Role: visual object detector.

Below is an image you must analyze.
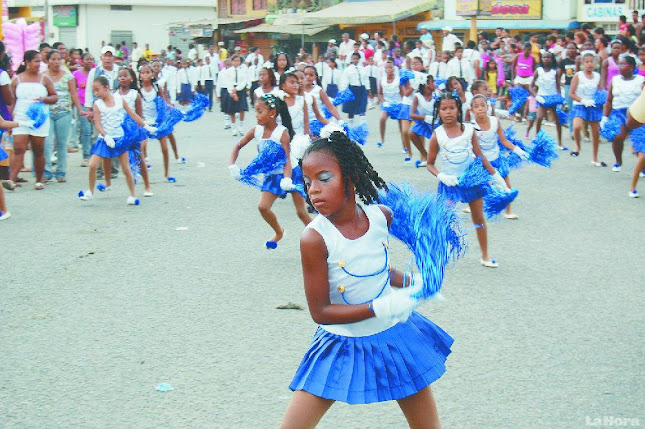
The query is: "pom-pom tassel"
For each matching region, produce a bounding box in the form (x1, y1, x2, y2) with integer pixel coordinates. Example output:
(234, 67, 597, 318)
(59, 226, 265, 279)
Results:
(343, 121, 369, 145)
(458, 157, 491, 188)
(331, 88, 355, 106)
(593, 89, 608, 106)
(154, 96, 169, 125)
(538, 94, 564, 108)
(378, 182, 467, 298)
(399, 70, 415, 85)
(151, 108, 184, 139)
(182, 93, 209, 122)
(600, 110, 626, 142)
(555, 107, 569, 125)
(501, 125, 529, 170)
(631, 125, 645, 153)
(483, 187, 519, 219)
(529, 130, 559, 167)
(239, 142, 287, 188)
(128, 148, 142, 183)
(508, 86, 529, 115)
(309, 119, 325, 137)
(25, 101, 50, 128)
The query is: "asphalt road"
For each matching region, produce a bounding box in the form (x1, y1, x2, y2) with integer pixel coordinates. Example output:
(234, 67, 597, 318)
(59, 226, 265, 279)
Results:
(1, 106, 643, 429)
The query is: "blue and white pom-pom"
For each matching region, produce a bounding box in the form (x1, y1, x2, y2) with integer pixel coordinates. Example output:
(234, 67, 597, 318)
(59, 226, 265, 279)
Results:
(600, 110, 626, 142)
(556, 107, 569, 125)
(593, 89, 608, 106)
(631, 125, 645, 153)
(483, 187, 519, 219)
(399, 70, 415, 85)
(182, 93, 209, 122)
(381, 102, 401, 119)
(290, 133, 312, 166)
(529, 130, 559, 167)
(458, 157, 491, 188)
(309, 119, 325, 137)
(343, 122, 369, 146)
(501, 126, 530, 170)
(332, 88, 355, 106)
(434, 78, 447, 88)
(378, 182, 466, 298)
(538, 94, 564, 108)
(150, 108, 184, 139)
(508, 86, 530, 115)
(238, 142, 287, 188)
(25, 102, 49, 128)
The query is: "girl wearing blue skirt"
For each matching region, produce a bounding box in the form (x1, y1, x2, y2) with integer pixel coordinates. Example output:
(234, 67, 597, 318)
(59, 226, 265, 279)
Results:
(282, 130, 452, 428)
(340, 53, 369, 123)
(377, 60, 403, 148)
(80, 76, 156, 205)
(569, 53, 603, 164)
(471, 94, 529, 220)
(409, 75, 438, 168)
(323, 58, 341, 98)
(427, 92, 509, 268)
(229, 93, 311, 248)
(399, 57, 427, 162)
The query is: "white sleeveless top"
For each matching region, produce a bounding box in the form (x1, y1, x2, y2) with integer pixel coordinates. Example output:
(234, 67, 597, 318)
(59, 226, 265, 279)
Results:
(288, 95, 306, 134)
(435, 123, 476, 176)
(14, 75, 49, 116)
(95, 94, 126, 138)
(140, 86, 158, 122)
(573, 71, 600, 105)
(611, 74, 644, 109)
(414, 93, 434, 115)
(307, 204, 397, 337)
(118, 88, 138, 111)
(381, 75, 401, 104)
(304, 91, 317, 123)
(306, 85, 323, 116)
(535, 67, 558, 96)
(254, 124, 287, 175)
(253, 85, 275, 100)
(474, 116, 500, 162)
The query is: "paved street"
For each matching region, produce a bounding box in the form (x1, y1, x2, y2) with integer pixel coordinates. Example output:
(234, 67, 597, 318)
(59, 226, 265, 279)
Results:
(1, 107, 643, 429)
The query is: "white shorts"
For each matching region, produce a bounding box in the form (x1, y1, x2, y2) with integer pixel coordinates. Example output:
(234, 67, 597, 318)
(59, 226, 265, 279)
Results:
(514, 76, 533, 86)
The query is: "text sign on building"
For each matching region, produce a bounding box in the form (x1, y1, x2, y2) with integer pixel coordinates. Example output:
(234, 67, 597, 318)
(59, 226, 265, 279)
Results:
(580, 4, 628, 22)
(456, 0, 479, 16)
(53, 5, 78, 27)
(480, 0, 542, 20)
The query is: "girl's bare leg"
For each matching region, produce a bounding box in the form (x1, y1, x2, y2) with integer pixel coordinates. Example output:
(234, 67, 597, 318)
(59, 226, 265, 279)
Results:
(159, 138, 170, 178)
(379, 111, 387, 143)
(240, 111, 245, 122)
(102, 158, 112, 187)
(142, 139, 148, 159)
(612, 127, 628, 166)
(535, 106, 545, 134)
(504, 176, 514, 215)
(229, 113, 236, 124)
(280, 391, 334, 429)
(397, 387, 442, 429)
(573, 117, 583, 153)
(10, 135, 28, 181)
(469, 197, 489, 261)
(258, 191, 284, 242)
(291, 193, 312, 226)
(410, 132, 428, 160)
(30, 137, 46, 182)
(630, 152, 645, 192)
(168, 132, 180, 159)
(88, 155, 102, 192)
(590, 122, 601, 162)
(118, 152, 136, 197)
(552, 108, 563, 147)
(401, 120, 411, 155)
(139, 153, 151, 192)
(0, 186, 6, 213)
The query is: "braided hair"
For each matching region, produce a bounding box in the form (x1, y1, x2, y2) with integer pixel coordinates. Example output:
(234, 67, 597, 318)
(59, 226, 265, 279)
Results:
(259, 94, 295, 139)
(300, 131, 388, 205)
(431, 91, 464, 131)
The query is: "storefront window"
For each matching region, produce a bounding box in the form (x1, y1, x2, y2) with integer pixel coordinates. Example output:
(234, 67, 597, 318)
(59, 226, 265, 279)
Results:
(231, 0, 247, 15)
(253, 0, 268, 10)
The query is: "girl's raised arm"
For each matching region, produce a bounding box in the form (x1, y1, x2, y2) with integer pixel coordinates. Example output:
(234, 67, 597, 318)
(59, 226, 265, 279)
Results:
(229, 128, 255, 165)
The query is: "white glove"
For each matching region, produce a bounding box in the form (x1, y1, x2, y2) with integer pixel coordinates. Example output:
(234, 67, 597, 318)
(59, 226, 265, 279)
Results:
(279, 177, 295, 191)
(371, 281, 423, 322)
(424, 115, 434, 124)
(104, 135, 116, 148)
(18, 120, 35, 128)
(600, 116, 608, 128)
(535, 95, 545, 105)
(512, 145, 529, 160)
(491, 171, 510, 192)
(582, 99, 596, 108)
(437, 172, 459, 187)
(228, 164, 241, 180)
(144, 124, 158, 134)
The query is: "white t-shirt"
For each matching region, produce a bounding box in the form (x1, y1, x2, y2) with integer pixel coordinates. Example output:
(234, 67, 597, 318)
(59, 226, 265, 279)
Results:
(0, 70, 10, 86)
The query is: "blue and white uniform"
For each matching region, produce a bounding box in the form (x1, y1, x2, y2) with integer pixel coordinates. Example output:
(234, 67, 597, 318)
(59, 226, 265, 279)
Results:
(572, 71, 602, 122)
(474, 116, 508, 178)
(289, 204, 453, 404)
(380, 75, 402, 120)
(398, 71, 427, 120)
(90, 94, 133, 158)
(252, 124, 291, 197)
(608, 74, 644, 138)
(410, 92, 435, 138)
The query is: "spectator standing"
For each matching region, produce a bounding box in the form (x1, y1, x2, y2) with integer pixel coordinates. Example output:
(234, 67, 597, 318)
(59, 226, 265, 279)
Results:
(338, 33, 356, 63)
(441, 26, 462, 53)
(73, 53, 94, 166)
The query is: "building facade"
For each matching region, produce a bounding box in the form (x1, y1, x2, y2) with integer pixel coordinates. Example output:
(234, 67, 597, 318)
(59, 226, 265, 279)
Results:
(576, 0, 645, 34)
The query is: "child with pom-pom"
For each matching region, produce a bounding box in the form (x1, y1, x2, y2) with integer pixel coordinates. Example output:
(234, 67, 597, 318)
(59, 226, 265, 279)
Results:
(530, 52, 565, 149)
(409, 75, 439, 168)
(377, 60, 403, 148)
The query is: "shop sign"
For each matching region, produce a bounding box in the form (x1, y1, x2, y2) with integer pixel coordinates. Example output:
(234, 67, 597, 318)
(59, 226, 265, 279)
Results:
(53, 5, 78, 27)
(580, 4, 628, 22)
(456, 0, 478, 16)
(479, 0, 542, 20)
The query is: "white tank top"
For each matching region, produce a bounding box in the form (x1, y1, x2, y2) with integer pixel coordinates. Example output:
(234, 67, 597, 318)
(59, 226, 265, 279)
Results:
(435, 123, 476, 176)
(95, 93, 126, 139)
(414, 93, 434, 115)
(306, 85, 323, 116)
(535, 67, 558, 96)
(573, 71, 600, 105)
(611, 74, 644, 109)
(253, 85, 275, 100)
(306, 204, 397, 337)
(118, 88, 138, 111)
(381, 75, 401, 104)
(140, 86, 158, 122)
(474, 116, 500, 162)
(304, 91, 317, 122)
(287, 95, 306, 134)
(254, 124, 288, 175)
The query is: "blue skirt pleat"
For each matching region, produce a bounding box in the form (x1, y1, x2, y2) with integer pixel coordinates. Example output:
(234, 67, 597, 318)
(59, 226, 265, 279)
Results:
(326, 84, 339, 98)
(381, 102, 401, 120)
(410, 121, 433, 138)
(291, 165, 307, 198)
(220, 88, 230, 113)
(397, 104, 412, 121)
(437, 182, 488, 203)
(224, 91, 249, 114)
(490, 156, 509, 179)
(342, 85, 368, 115)
(90, 137, 133, 158)
(572, 104, 602, 122)
(289, 312, 453, 404)
(261, 174, 287, 197)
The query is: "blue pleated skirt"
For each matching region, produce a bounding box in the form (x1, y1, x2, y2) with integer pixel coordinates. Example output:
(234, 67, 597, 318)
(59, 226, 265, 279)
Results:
(490, 156, 509, 179)
(572, 104, 602, 122)
(289, 312, 453, 404)
(291, 165, 306, 198)
(326, 83, 339, 98)
(342, 85, 368, 115)
(397, 104, 412, 121)
(631, 126, 645, 153)
(437, 182, 488, 203)
(90, 137, 132, 158)
(410, 121, 434, 138)
(260, 167, 306, 198)
(220, 88, 230, 113)
(178, 83, 192, 102)
(381, 102, 401, 120)
(224, 91, 249, 114)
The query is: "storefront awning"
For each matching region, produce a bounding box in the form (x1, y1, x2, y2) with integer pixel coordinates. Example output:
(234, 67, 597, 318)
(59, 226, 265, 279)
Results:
(236, 23, 331, 36)
(417, 20, 580, 31)
(218, 17, 263, 25)
(274, 0, 434, 26)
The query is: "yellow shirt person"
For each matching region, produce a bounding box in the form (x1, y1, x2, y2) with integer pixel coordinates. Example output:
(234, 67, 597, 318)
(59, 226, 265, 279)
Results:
(143, 44, 153, 61)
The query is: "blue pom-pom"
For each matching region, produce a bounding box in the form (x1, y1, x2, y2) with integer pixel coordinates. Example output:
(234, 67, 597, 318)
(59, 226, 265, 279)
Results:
(500, 125, 529, 170)
(529, 130, 559, 167)
(556, 107, 569, 125)
(631, 125, 645, 153)
(538, 94, 565, 108)
(151, 108, 183, 139)
(483, 187, 519, 219)
(320, 103, 333, 119)
(96, 183, 106, 192)
(128, 149, 142, 182)
(25, 102, 50, 128)
(309, 119, 325, 137)
(601, 110, 626, 141)
(378, 182, 466, 298)
(182, 93, 209, 122)
(593, 89, 608, 106)
(381, 102, 401, 119)
(458, 157, 491, 188)
(154, 96, 168, 124)
(238, 141, 287, 188)
(508, 86, 529, 115)
(134, 198, 140, 206)
(265, 241, 278, 249)
(342, 122, 369, 145)
(331, 88, 355, 106)
(399, 70, 415, 85)
(434, 78, 446, 88)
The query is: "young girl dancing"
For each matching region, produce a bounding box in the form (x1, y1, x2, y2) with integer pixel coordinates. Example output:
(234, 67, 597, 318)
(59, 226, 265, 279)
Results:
(228, 93, 311, 248)
(79, 76, 156, 204)
(377, 60, 403, 148)
(304, 66, 340, 121)
(530, 52, 564, 149)
(253, 67, 276, 106)
(282, 130, 452, 428)
(471, 94, 529, 219)
(570, 52, 604, 165)
(399, 56, 427, 162)
(427, 92, 508, 267)
(409, 75, 438, 168)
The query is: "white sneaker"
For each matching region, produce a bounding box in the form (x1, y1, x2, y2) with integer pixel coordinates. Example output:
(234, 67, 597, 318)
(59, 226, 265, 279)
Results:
(0, 211, 11, 221)
(144, 191, 154, 197)
(231, 129, 238, 137)
(590, 160, 607, 167)
(612, 163, 621, 172)
(79, 190, 93, 201)
(640, 172, 645, 178)
(629, 190, 639, 198)
(175, 157, 186, 164)
(126, 196, 140, 205)
(480, 259, 499, 268)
